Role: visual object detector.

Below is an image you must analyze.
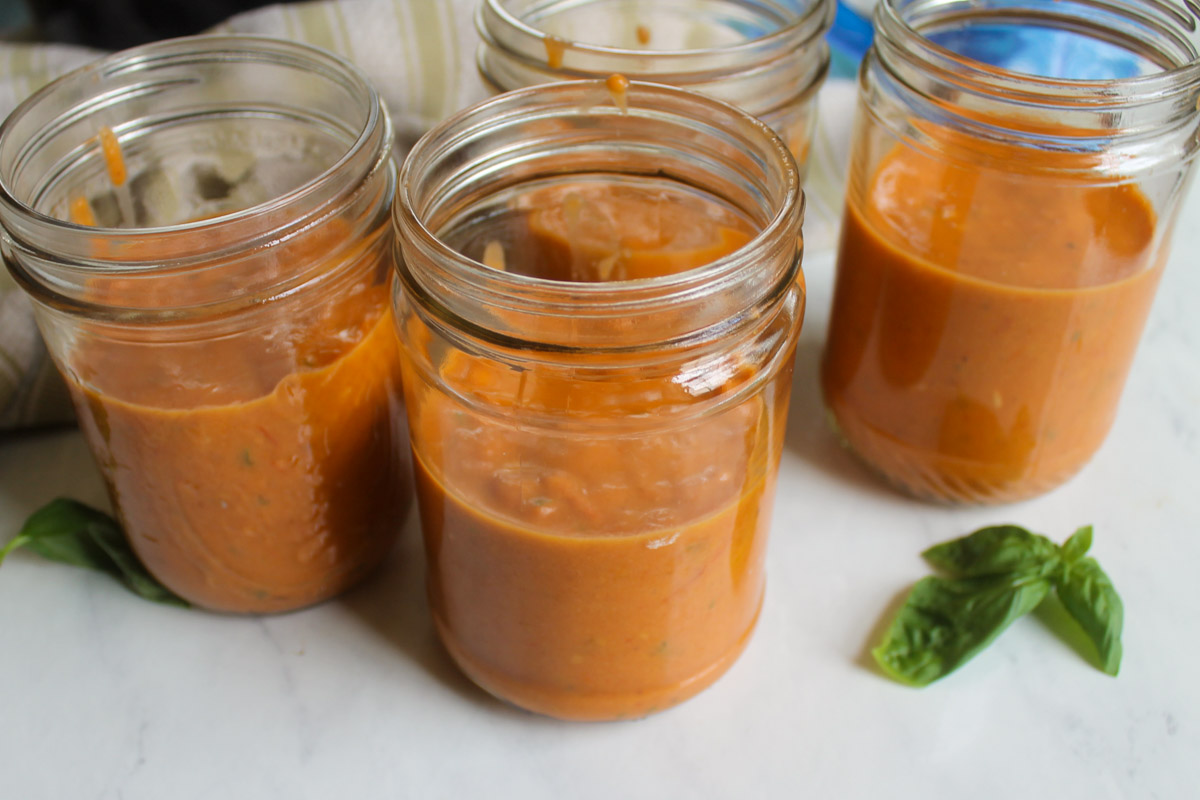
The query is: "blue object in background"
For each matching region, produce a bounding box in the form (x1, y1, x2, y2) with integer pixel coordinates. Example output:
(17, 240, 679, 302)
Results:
(927, 25, 1157, 80)
(827, 0, 875, 78)
(823, 1, 1157, 82)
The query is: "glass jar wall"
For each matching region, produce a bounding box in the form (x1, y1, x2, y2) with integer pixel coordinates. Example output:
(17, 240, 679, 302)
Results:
(476, 0, 833, 176)
(822, 0, 1200, 503)
(393, 80, 805, 720)
(0, 36, 412, 612)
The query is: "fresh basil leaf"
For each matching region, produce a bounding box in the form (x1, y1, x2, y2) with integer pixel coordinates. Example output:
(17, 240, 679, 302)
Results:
(2, 498, 113, 569)
(0, 533, 31, 566)
(1057, 556, 1122, 676)
(872, 571, 1053, 687)
(84, 520, 190, 608)
(878, 523, 1125, 687)
(922, 525, 1060, 578)
(1060, 525, 1094, 565)
(2, 498, 188, 608)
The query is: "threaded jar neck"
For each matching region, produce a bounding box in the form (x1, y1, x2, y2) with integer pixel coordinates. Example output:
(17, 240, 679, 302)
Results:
(394, 79, 803, 356)
(870, 0, 1200, 145)
(477, 0, 834, 116)
(0, 35, 393, 321)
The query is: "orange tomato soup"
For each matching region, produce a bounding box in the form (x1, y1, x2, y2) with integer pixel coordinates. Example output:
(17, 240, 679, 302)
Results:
(402, 183, 793, 719)
(67, 224, 410, 612)
(823, 139, 1160, 502)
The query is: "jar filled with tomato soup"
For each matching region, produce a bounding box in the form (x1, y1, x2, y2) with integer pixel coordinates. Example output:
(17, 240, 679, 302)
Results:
(393, 80, 804, 720)
(476, 0, 833, 176)
(0, 36, 411, 612)
(822, 0, 1200, 503)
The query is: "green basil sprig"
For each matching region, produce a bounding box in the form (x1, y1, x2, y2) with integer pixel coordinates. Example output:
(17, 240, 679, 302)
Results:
(0, 498, 188, 607)
(873, 524, 1122, 686)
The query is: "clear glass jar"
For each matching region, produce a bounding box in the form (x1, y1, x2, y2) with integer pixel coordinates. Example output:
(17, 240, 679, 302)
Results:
(393, 80, 804, 720)
(0, 36, 411, 612)
(476, 0, 833, 175)
(822, 0, 1200, 503)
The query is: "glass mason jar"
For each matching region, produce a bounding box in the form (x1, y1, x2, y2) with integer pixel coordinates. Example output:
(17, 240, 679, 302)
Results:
(476, 0, 833, 176)
(0, 36, 411, 612)
(822, 0, 1200, 504)
(393, 80, 804, 720)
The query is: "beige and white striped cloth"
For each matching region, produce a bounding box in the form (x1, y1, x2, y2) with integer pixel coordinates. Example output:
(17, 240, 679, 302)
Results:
(0, 0, 853, 430)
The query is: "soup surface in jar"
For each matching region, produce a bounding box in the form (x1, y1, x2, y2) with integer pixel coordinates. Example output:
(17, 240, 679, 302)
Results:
(822, 136, 1160, 502)
(404, 178, 795, 720)
(67, 221, 410, 613)
(453, 180, 754, 281)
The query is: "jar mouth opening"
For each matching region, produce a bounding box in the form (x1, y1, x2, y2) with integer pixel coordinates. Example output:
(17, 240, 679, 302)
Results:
(399, 188, 803, 303)
(394, 79, 803, 353)
(878, 0, 1200, 104)
(0, 34, 386, 269)
(396, 79, 800, 310)
(478, 0, 834, 77)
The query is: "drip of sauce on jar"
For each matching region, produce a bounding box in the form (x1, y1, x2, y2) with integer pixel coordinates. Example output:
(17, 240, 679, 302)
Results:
(69, 195, 97, 226)
(544, 35, 566, 69)
(606, 73, 630, 113)
(98, 126, 127, 187)
(481, 239, 507, 271)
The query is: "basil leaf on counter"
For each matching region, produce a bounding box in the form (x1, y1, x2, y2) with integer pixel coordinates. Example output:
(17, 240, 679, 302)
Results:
(874, 523, 1123, 686)
(873, 572, 1052, 687)
(1060, 525, 1094, 565)
(1057, 556, 1123, 676)
(0, 498, 188, 608)
(0, 498, 111, 568)
(922, 524, 1060, 578)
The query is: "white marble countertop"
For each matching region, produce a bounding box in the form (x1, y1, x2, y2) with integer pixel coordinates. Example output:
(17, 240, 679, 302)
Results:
(2, 178, 1199, 800)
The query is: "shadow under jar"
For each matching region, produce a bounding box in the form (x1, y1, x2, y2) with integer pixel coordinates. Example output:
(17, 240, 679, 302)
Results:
(822, 0, 1200, 504)
(476, 0, 833, 177)
(0, 36, 412, 613)
(393, 80, 804, 720)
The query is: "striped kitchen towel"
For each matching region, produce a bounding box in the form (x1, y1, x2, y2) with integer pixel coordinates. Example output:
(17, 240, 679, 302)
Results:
(0, 0, 854, 430)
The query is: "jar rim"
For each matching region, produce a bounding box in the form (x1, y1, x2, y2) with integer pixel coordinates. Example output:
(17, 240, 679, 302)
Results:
(394, 79, 803, 353)
(0, 34, 388, 267)
(396, 79, 799, 293)
(477, 0, 834, 79)
(875, 0, 1200, 108)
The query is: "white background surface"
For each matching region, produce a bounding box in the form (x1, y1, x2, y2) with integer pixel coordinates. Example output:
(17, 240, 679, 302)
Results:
(2, 157, 1198, 800)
